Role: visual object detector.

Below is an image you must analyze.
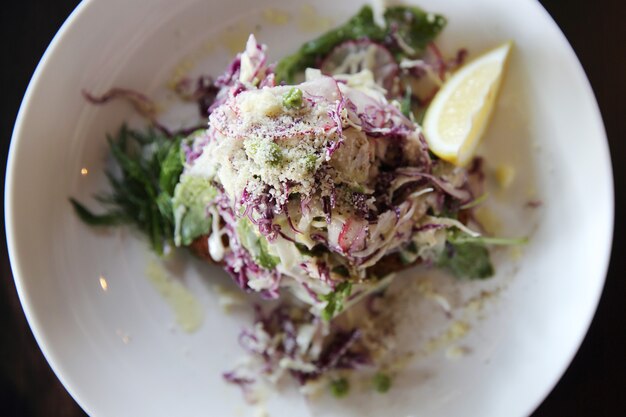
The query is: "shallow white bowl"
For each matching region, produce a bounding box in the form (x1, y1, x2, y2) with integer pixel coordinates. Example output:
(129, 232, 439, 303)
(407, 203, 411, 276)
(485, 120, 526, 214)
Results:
(6, 0, 613, 416)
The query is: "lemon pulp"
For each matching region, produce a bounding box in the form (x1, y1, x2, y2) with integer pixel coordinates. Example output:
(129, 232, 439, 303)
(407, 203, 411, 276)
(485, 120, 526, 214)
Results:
(423, 42, 512, 166)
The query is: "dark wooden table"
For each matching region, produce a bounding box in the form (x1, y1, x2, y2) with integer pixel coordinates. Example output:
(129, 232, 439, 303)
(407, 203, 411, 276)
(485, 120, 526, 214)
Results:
(1, 1, 623, 415)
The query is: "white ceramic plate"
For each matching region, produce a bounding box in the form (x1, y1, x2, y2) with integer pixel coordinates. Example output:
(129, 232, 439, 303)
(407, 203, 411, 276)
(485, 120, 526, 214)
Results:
(6, 0, 613, 416)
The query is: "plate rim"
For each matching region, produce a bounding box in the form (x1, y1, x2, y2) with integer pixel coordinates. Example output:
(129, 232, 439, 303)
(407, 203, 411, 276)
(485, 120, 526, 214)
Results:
(4, 0, 614, 416)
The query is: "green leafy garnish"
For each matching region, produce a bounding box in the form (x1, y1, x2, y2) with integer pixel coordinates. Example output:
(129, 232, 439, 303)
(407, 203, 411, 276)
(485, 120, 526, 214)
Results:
(172, 176, 217, 246)
(70, 126, 184, 255)
(437, 228, 527, 279)
(274, 5, 446, 83)
(437, 240, 494, 279)
(275, 6, 386, 83)
(283, 87, 303, 108)
(320, 281, 353, 321)
(383, 6, 447, 58)
(236, 217, 280, 269)
(372, 372, 392, 393)
(329, 377, 350, 398)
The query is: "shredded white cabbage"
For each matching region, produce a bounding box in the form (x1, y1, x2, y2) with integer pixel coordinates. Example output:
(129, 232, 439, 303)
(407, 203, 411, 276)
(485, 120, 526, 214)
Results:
(422, 215, 481, 237)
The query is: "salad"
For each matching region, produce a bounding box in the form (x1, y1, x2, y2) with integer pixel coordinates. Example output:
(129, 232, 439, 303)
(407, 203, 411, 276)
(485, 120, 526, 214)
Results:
(72, 4, 522, 399)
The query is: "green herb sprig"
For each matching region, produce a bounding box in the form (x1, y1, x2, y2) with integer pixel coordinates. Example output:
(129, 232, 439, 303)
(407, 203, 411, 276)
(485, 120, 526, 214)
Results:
(320, 281, 353, 321)
(70, 125, 184, 255)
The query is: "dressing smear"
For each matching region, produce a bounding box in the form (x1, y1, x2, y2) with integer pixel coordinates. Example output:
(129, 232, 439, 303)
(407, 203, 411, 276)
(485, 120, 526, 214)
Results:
(262, 8, 290, 25)
(298, 5, 334, 32)
(146, 260, 204, 332)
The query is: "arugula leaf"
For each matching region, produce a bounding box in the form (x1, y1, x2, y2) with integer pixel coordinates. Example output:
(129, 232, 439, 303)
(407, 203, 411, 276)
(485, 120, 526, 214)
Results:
(320, 281, 353, 321)
(257, 244, 280, 270)
(274, 6, 386, 83)
(274, 5, 447, 83)
(70, 125, 184, 255)
(436, 227, 527, 279)
(383, 6, 446, 58)
(437, 240, 494, 279)
(236, 217, 280, 269)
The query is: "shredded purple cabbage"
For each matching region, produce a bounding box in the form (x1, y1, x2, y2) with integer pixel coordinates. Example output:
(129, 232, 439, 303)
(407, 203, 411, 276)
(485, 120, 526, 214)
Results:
(224, 304, 370, 390)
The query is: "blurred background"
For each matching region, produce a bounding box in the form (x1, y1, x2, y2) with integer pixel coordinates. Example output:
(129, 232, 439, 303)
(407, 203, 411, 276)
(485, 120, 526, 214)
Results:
(1, 0, 623, 415)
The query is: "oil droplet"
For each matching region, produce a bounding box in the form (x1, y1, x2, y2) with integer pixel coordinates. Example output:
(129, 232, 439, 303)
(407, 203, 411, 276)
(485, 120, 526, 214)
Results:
(494, 164, 516, 189)
(146, 260, 204, 333)
(423, 320, 470, 353)
(214, 284, 244, 312)
(446, 345, 469, 359)
(167, 57, 197, 90)
(80, 167, 89, 176)
(219, 24, 250, 55)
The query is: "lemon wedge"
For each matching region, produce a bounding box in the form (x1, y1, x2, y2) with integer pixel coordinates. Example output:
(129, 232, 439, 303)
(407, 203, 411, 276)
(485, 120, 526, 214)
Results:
(423, 41, 512, 166)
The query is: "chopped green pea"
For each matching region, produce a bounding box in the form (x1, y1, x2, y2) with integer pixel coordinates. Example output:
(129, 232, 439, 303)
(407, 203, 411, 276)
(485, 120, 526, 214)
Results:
(283, 87, 303, 109)
(265, 142, 283, 166)
(329, 377, 350, 398)
(304, 154, 318, 172)
(244, 139, 283, 167)
(372, 372, 392, 393)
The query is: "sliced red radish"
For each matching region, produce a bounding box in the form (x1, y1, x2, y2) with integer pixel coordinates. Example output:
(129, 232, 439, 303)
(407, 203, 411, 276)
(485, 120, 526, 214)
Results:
(426, 43, 446, 81)
(400, 42, 449, 105)
(338, 217, 368, 253)
(299, 73, 343, 102)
